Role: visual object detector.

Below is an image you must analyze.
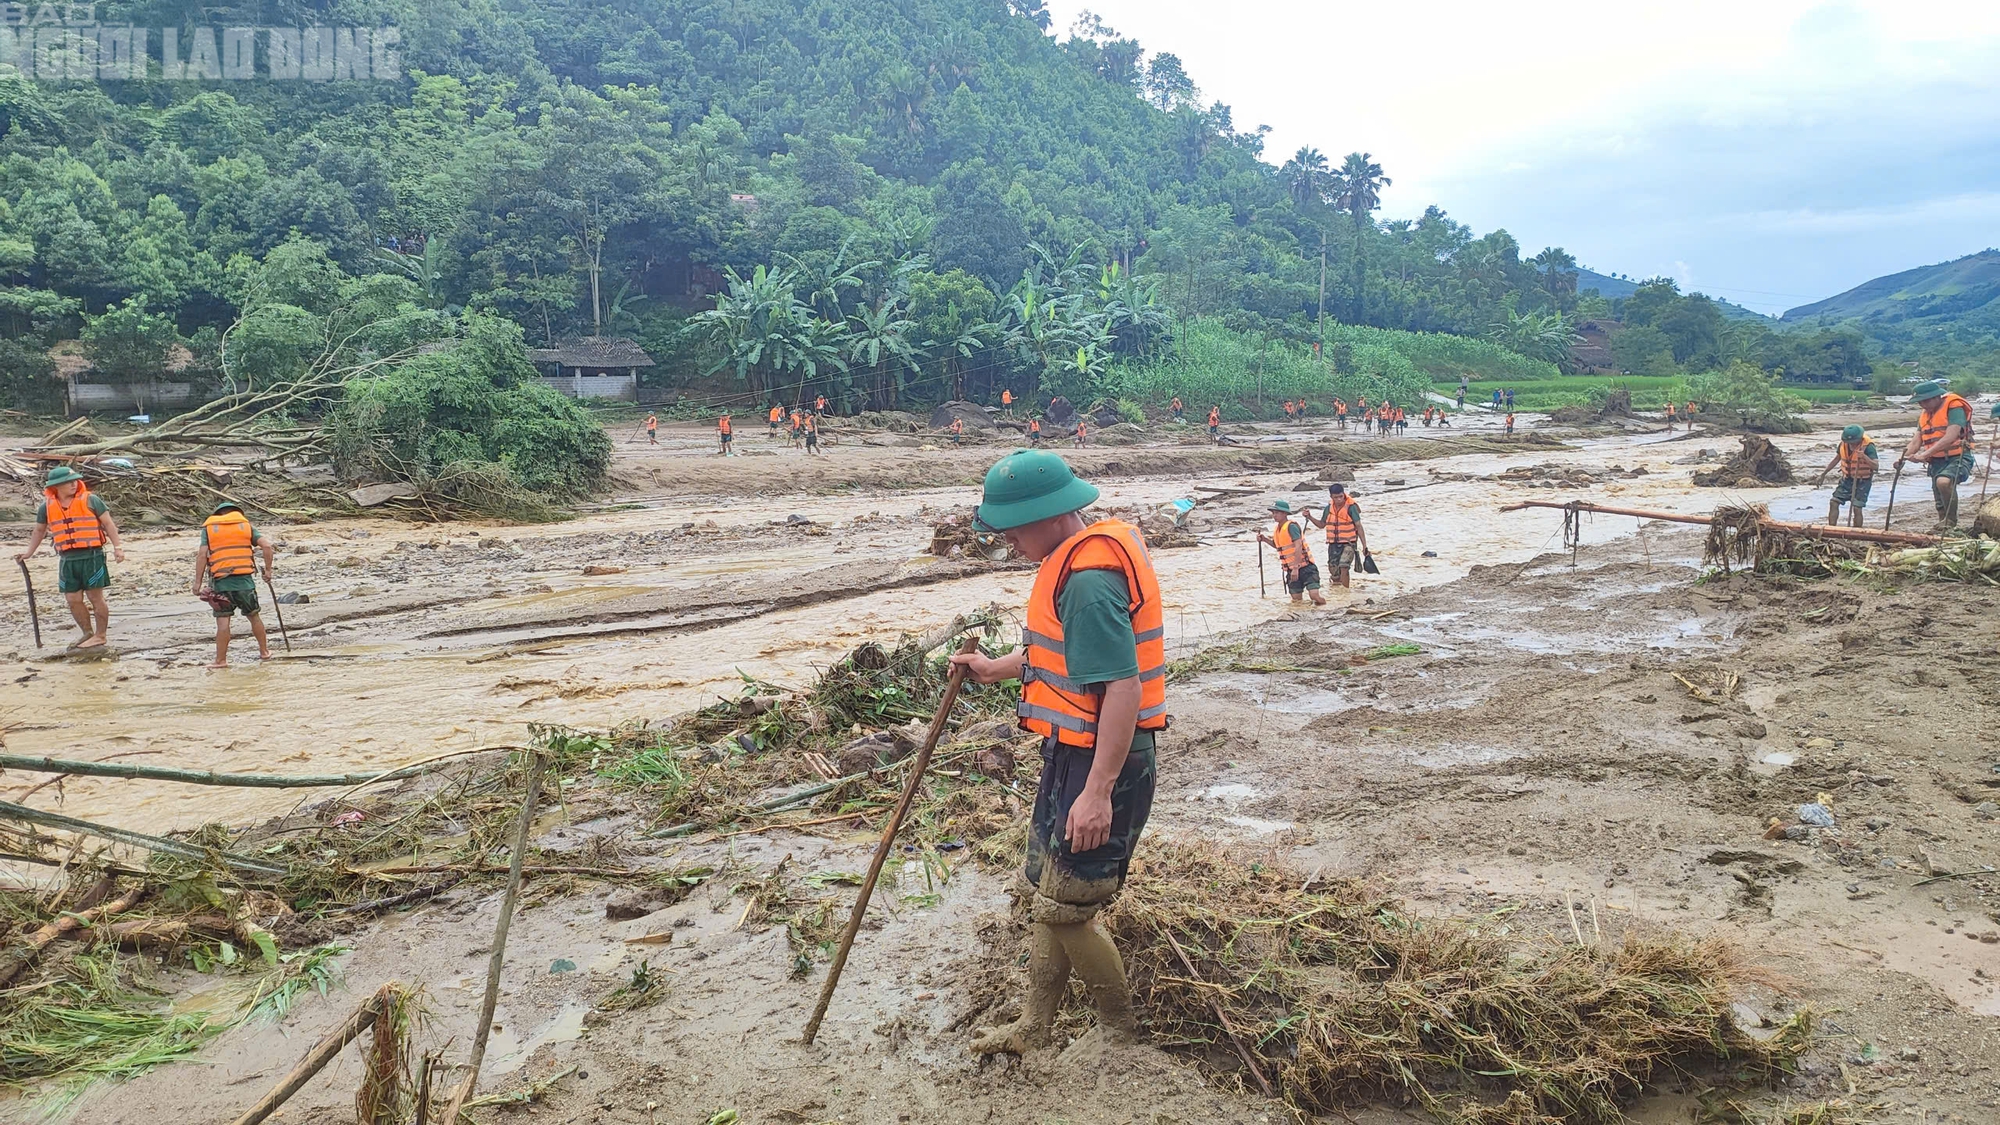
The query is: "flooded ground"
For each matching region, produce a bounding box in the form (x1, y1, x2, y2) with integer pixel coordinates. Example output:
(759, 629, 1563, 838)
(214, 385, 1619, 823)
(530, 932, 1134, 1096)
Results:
(3, 413, 1864, 831)
(10, 405, 2000, 1125)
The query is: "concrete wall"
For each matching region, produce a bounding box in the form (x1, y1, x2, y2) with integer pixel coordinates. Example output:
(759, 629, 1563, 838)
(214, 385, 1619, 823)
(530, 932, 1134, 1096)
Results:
(540, 374, 638, 401)
(67, 381, 200, 415)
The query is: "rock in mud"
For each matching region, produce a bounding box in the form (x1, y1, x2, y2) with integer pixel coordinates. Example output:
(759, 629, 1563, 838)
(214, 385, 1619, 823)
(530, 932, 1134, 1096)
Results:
(1973, 801, 1998, 821)
(582, 564, 627, 576)
(837, 728, 918, 775)
(1316, 464, 1357, 483)
(930, 401, 998, 431)
(605, 887, 674, 921)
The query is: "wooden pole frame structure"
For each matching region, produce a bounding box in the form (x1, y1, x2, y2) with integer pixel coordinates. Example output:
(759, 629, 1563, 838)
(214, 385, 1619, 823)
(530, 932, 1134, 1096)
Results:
(1498, 499, 1942, 548)
(802, 636, 982, 1045)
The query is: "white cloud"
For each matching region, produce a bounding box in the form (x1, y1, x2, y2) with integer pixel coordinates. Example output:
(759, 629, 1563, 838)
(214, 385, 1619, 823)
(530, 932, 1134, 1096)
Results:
(1043, 0, 2000, 302)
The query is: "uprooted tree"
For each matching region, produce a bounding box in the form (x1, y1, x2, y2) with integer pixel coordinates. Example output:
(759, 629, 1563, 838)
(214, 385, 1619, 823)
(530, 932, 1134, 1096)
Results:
(1687, 361, 1809, 433)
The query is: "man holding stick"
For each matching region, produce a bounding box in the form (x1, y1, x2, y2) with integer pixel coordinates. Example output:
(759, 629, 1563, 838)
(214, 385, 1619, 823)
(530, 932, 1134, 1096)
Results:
(953, 451, 1164, 1054)
(193, 501, 278, 667)
(1813, 425, 1878, 528)
(1896, 380, 1976, 529)
(17, 465, 125, 650)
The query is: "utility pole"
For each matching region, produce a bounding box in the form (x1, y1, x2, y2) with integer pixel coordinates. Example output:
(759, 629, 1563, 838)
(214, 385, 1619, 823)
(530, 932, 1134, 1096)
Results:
(1317, 227, 1327, 336)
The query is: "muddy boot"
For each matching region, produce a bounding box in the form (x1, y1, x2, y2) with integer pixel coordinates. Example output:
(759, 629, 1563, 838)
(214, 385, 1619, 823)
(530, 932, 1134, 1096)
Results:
(971, 922, 1069, 1054)
(1052, 921, 1141, 1042)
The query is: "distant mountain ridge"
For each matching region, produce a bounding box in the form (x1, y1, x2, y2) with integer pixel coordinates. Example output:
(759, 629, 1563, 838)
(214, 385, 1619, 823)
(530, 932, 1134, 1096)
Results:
(1781, 249, 2000, 323)
(1573, 268, 1770, 322)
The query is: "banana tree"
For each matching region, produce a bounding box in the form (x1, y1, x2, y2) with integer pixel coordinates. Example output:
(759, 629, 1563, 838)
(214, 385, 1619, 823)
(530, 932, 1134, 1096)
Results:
(847, 298, 921, 410)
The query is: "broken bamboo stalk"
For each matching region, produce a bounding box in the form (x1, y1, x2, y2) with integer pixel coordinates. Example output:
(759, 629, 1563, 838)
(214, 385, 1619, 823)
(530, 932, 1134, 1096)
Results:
(437, 751, 549, 1123)
(0, 882, 147, 987)
(803, 636, 982, 1045)
(1163, 927, 1276, 1098)
(227, 983, 397, 1125)
(0, 753, 450, 789)
(0, 799, 287, 878)
(1498, 499, 1942, 547)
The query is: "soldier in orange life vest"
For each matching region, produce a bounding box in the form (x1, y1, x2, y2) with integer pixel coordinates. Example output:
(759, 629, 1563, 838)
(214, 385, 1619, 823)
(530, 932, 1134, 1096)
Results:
(1896, 380, 1977, 528)
(815, 394, 827, 415)
(1256, 499, 1325, 606)
(1305, 482, 1370, 588)
(1206, 405, 1221, 442)
(803, 413, 821, 454)
(1283, 399, 1297, 422)
(1001, 388, 1015, 415)
(1028, 416, 1043, 445)
(1073, 417, 1087, 447)
(1169, 395, 1183, 422)
(716, 412, 733, 455)
(17, 465, 126, 649)
(193, 500, 277, 667)
(1812, 424, 1878, 527)
(644, 413, 659, 444)
(952, 451, 1162, 1054)
(1504, 411, 1516, 436)
(949, 417, 965, 445)
(768, 404, 784, 436)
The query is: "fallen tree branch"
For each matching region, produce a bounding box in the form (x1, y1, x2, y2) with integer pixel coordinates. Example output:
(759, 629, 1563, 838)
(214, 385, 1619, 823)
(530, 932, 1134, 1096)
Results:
(0, 753, 453, 790)
(1499, 499, 1942, 547)
(0, 881, 148, 986)
(227, 983, 398, 1125)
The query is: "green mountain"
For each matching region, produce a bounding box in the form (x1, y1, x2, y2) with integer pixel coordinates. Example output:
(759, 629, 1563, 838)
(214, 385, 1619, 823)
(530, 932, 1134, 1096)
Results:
(1778, 250, 2000, 376)
(1574, 268, 1769, 322)
(1781, 250, 2000, 323)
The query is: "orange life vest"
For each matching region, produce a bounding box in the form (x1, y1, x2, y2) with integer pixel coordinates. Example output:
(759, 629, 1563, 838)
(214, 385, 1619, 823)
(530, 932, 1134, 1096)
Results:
(1002, 390, 1014, 405)
(203, 510, 256, 578)
(816, 396, 826, 411)
(1335, 400, 1347, 416)
(1029, 418, 1042, 434)
(1322, 495, 1357, 544)
(1017, 519, 1168, 748)
(1170, 397, 1181, 411)
(1075, 420, 1086, 437)
(1207, 408, 1220, 425)
(770, 406, 783, 423)
(1918, 392, 1974, 459)
(950, 418, 964, 434)
(1284, 402, 1296, 416)
(1505, 413, 1515, 427)
(43, 485, 103, 553)
(718, 415, 732, 435)
(1666, 403, 1677, 417)
(804, 416, 817, 434)
(1273, 519, 1312, 571)
(645, 414, 657, 430)
(1836, 434, 1876, 479)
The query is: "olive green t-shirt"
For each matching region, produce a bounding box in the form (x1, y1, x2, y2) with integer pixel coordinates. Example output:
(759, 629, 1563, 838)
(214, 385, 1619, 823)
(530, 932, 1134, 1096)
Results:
(1051, 568, 1157, 754)
(200, 521, 261, 593)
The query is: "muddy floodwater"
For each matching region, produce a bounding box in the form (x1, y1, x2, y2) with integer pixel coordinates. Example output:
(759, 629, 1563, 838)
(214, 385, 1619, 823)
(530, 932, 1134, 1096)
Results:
(0, 417, 1902, 832)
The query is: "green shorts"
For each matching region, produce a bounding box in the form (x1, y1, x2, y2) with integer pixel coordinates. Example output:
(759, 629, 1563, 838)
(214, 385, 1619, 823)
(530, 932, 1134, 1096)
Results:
(1832, 476, 1872, 506)
(1286, 561, 1322, 593)
(1926, 454, 1973, 484)
(1325, 542, 1357, 573)
(210, 586, 260, 618)
(1026, 738, 1156, 891)
(56, 549, 109, 594)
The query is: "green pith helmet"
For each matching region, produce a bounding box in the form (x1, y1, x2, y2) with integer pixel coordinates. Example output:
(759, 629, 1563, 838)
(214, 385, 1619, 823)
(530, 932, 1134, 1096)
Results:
(1268, 499, 1294, 514)
(43, 465, 81, 488)
(1841, 425, 1864, 442)
(1909, 380, 1944, 401)
(974, 450, 1099, 531)
(1991, 402, 2000, 418)
(212, 500, 243, 515)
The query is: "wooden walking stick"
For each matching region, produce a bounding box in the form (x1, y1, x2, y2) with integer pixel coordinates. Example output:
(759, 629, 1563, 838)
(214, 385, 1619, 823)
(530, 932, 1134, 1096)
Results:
(260, 570, 290, 652)
(1882, 461, 1905, 531)
(1979, 430, 1998, 507)
(16, 559, 41, 648)
(1256, 536, 1267, 598)
(803, 635, 982, 1045)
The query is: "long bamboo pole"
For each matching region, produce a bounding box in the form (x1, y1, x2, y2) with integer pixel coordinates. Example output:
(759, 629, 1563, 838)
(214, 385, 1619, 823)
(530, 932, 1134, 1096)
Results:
(0, 799, 287, 877)
(1498, 500, 1942, 547)
(0, 753, 449, 789)
(227, 984, 396, 1125)
(436, 751, 549, 1124)
(802, 636, 982, 1045)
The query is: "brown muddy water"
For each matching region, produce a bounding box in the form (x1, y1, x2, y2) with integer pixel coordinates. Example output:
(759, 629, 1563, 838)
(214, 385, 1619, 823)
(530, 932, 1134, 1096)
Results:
(0, 421, 1887, 833)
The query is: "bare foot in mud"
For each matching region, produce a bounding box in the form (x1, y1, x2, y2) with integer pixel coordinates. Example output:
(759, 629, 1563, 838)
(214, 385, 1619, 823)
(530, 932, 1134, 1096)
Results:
(75, 635, 107, 650)
(258, 648, 273, 660)
(970, 1017, 1052, 1055)
(205, 660, 228, 669)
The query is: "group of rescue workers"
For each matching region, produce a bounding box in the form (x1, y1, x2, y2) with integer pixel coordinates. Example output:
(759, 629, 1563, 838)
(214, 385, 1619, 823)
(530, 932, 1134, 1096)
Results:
(16, 465, 277, 666)
(1814, 380, 1989, 530)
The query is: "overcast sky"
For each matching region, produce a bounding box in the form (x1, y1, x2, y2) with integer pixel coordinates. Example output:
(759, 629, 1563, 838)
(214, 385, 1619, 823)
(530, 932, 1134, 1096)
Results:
(1045, 0, 2000, 316)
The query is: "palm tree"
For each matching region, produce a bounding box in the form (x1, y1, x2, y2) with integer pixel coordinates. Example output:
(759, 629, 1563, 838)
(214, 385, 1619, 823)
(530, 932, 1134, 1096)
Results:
(1280, 147, 1328, 210)
(1531, 247, 1579, 311)
(1331, 152, 1391, 323)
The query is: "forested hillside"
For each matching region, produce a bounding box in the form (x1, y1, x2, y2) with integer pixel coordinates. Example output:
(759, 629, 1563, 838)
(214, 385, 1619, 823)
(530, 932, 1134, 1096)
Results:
(1781, 250, 2000, 377)
(0, 0, 1965, 435)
